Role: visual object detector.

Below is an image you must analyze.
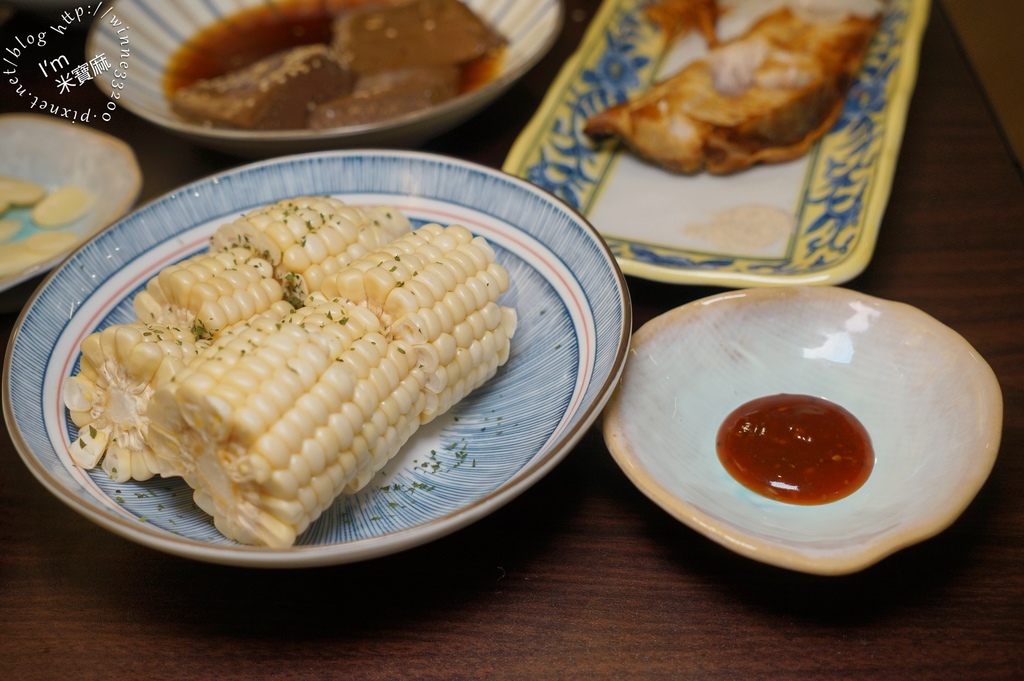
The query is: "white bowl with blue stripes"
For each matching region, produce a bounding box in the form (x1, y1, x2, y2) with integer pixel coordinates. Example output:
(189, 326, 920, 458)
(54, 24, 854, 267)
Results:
(3, 149, 631, 567)
(86, 0, 564, 157)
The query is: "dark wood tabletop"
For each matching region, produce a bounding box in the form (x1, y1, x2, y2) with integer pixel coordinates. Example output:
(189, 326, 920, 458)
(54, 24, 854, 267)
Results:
(2, 2, 1022, 679)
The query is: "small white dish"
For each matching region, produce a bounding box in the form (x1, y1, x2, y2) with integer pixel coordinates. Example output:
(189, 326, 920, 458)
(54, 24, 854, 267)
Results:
(86, 0, 564, 157)
(0, 114, 141, 298)
(603, 286, 1002, 575)
(3, 149, 631, 567)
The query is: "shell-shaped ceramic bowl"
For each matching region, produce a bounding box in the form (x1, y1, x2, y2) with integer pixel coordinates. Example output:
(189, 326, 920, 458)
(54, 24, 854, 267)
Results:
(86, 0, 563, 157)
(603, 287, 1002, 575)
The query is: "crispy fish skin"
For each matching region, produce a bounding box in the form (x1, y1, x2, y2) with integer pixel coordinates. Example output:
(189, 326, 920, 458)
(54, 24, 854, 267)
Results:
(584, 8, 880, 175)
(646, 0, 720, 45)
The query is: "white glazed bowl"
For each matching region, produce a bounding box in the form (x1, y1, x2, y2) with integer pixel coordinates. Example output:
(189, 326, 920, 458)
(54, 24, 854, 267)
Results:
(85, 0, 564, 157)
(603, 286, 1003, 575)
(0, 114, 141, 297)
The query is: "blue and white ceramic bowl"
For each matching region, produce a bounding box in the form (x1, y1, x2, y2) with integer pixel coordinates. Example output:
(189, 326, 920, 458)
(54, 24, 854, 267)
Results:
(3, 150, 631, 567)
(603, 287, 1002, 575)
(86, 0, 564, 157)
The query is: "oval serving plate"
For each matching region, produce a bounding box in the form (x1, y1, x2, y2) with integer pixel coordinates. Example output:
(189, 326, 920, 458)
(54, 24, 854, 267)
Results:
(3, 150, 631, 567)
(504, 0, 930, 286)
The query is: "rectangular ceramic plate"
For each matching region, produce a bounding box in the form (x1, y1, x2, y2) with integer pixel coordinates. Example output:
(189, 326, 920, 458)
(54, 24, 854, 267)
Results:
(504, 0, 929, 286)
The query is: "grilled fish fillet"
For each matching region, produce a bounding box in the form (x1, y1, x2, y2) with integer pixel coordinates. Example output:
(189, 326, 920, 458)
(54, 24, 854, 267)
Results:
(584, 6, 880, 174)
(646, 0, 719, 45)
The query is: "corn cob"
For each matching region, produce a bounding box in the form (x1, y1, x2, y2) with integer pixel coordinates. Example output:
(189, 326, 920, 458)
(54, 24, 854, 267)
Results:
(208, 196, 412, 307)
(134, 198, 411, 338)
(133, 247, 283, 339)
(319, 222, 518, 423)
(62, 321, 206, 482)
(63, 197, 411, 481)
(62, 301, 297, 482)
(146, 293, 437, 547)
(63, 203, 517, 547)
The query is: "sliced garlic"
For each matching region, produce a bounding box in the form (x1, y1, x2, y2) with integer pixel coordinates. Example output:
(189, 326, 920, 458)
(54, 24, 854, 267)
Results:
(31, 185, 95, 227)
(0, 246, 26, 277)
(21, 230, 81, 256)
(0, 176, 46, 206)
(0, 218, 19, 242)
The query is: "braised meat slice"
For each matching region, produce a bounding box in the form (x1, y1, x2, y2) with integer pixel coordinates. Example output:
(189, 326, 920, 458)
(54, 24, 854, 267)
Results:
(171, 44, 354, 130)
(332, 0, 506, 74)
(309, 66, 460, 128)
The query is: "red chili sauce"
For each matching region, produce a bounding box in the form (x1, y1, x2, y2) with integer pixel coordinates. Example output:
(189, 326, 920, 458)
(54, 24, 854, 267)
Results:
(716, 394, 873, 505)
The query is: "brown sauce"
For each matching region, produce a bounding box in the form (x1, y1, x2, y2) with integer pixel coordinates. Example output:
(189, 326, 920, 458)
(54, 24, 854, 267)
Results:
(716, 394, 873, 505)
(163, 0, 502, 100)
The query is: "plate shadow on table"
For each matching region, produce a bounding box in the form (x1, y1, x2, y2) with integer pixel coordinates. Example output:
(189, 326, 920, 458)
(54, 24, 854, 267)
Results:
(16, 433, 593, 640)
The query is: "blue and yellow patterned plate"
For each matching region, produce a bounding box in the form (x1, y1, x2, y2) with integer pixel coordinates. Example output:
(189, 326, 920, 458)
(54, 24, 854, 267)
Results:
(504, 0, 929, 286)
(88, 0, 564, 158)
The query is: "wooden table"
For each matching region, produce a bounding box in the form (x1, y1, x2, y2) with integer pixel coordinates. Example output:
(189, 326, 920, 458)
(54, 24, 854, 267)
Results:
(2, 2, 1022, 678)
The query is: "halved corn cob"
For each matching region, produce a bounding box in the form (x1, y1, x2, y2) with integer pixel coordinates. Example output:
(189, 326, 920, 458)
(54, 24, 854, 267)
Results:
(63, 203, 517, 548)
(134, 198, 410, 339)
(208, 196, 412, 307)
(319, 222, 518, 423)
(62, 321, 206, 482)
(146, 293, 437, 547)
(63, 196, 411, 483)
(62, 301, 297, 482)
(133, 247, 283, 339)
